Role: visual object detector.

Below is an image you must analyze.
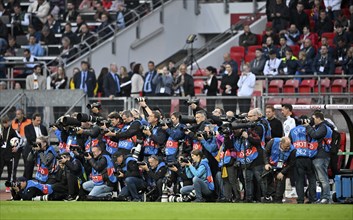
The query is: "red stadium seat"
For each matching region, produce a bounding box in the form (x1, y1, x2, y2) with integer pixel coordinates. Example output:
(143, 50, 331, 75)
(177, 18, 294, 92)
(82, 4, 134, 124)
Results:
(350, 80, 353, 93)
(299, 79, 316, 94)
(334, 66, 343, 75)
(268, 79, 284, 93)
(193, 69, 206, 76)
(321, 32, 336, 41)
(266, 97, 282, 106)
(230, 46, 245, 63)
(342, 8, 351, 19)
(304, 9, 312, 19)
(244, 52, 256, 63)
(194, 80, 204, 94)
(314, 78, 331, 93)
(283, 79, 299, 93)
(282, 98, 297, 105)
(256, 34, 262, 45)
(170, 99, 179, 114)
(331, 79, 347, 93)
(247, 45, 262, 55)
(290, 45, 300, 57)
(296, 98, 312, 104)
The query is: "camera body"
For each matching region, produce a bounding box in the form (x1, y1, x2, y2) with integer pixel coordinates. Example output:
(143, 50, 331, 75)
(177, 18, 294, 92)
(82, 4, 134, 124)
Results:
(87, 102, 101, 110)
(5, 181, 21, 188)
(159, 118, 173, 127)
(299, 118, 312, 125)
(184, 99, 200, 106)
(137, 161, 147, 166)
(179, 157, 191, 163)
(140, 124, 151, 131)
(83, 152, 94, 157)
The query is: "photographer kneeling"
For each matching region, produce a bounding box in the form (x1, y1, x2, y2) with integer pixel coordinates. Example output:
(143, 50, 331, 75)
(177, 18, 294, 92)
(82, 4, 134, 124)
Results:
(180, 149, 215, 202)
(82, 144, 117, 199)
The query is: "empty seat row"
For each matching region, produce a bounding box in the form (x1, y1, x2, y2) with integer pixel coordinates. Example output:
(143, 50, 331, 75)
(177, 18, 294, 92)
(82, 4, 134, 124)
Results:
(267, 97, 313, 105)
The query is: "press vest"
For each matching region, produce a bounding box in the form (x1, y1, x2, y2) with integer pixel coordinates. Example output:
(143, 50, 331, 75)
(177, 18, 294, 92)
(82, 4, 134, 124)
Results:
(24, 180, 53, 195)
(91, 154, 117, 186)
(36, 146, 58, 183)
(233, 138, 258, 165)
(289, 125, 315, 158)
(269, 138, 294, 169)
(143, 127, 159, 155)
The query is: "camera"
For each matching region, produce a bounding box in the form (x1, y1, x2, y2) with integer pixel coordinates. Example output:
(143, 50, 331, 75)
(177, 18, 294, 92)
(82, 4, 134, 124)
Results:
(87, 102, 101, 110)
(183, 125, 196, 132)
(196, 131, 207, 137)
(62, 116, 81, 127)
(179, 115, 196, 124)
(83, 152, 93, 157)
(140, 125, 150, 131)
(31, 142, 42, 149)
(183, 190, 196, 202)
(184, 99, 200, 106)
(167, 161, 178, 167)
(77, 113, 104, 123)
(159, 118, 173, 127)
(137, 161, 147, 166)
(135, 97, 146, 102)
(168, 195, 183, 202)
(218, 123, 232, 136)
(179, 157, 191, 163)
(299, 118, 312, 125)
(132, 139, 143, 160)
(5, 181, 21, 188)
(56, 155, 64, 160)
(103, 126, 116, 134)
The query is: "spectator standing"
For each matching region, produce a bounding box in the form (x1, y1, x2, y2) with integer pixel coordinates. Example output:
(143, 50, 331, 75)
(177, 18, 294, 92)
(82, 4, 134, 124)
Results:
(130, 63, 144, 98)
(104, 63, 122, 99)
(120, 66, 131, 97)
(265, 105, 283, 138)
(143, 61, 157, 96)
(73, 61, 97, 97)
(26, 64, 46, 90)
(203, 66, 218, 111)
(220, 64, 239, 113)
(237, 63, 256, 114)
(263, 50, 281, 76)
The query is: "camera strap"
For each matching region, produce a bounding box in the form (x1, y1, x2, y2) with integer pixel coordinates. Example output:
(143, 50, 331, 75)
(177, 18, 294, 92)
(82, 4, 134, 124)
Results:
(1, 127, 10, 149)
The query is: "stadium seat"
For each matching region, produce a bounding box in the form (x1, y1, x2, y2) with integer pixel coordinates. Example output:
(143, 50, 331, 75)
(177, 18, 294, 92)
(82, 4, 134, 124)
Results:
(304, 9, 312, 19)
(230, 46, 245, 64)
(314, 78, 331, 93)
(350, 80, 353, 93)
(282, 98, 297, 105)
(266, 97, 282, 106)
(194, 69, 206, 76)
(296, 97, 312, 104)
(256, 34, 262, 45)
(290, 45, 300, 57)
(342, 8, 351, 19)
(194, 80, 204, 94)
(244, 52, 256, 63)
(268, 79, 284, 93)
(170, 99, 179, 114)
(334, 66, 343, 75)
(331, 79, 347, 93)
(283, 79, 299, 93)
(299, 79, 316, 94)
(247, 45, 262, 55)
(321, 32, 335, 41)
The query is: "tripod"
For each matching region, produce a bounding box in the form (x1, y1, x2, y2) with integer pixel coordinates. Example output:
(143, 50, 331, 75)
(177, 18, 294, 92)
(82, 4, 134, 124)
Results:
(187, 40, 202, 75)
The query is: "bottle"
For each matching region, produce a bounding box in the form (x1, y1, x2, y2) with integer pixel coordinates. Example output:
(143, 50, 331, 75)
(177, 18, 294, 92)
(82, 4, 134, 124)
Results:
(316, 182, 321, 201)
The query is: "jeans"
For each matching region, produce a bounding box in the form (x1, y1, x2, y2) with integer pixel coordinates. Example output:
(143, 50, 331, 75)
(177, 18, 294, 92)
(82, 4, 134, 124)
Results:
(193, 177, 213, 200)
(215, 171, 225, 199)
(313, 157, 330, 200)
(82, 180, 113, 197)
(222, 165, 240, 200)
(120, 177, 146, 200)
(243, 165, 266, 201)
(295, 157, 316, 203)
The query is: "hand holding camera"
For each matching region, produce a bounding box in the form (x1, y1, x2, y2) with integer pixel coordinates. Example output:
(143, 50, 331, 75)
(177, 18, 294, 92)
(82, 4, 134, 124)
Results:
(84, 152, 93, 160)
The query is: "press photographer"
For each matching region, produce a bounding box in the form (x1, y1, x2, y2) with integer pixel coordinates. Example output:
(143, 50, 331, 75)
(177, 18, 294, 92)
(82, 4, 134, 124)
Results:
(56, 152, 86, 201)
(186, 99, 222, 127)
(102, 112, 124, 155)
(247, 108, 272, 149)
(113, 152, 146, 202)
(82, 144, 117, 200)
(303, 111, 333, 204)
(162, 112, 185, 162)
(27, 136, 58, 184)
(7, 177, 54, 201)
(167, 156, 193, 197)
(105, 110, 144, 156)
(228, 123, 265, 203)
(263, 137, 296, 203)
(180, 149, 215, 202)
(142, 111, 167, 160)
(140, 155, 167, 201)
(87, 102, 103, 117)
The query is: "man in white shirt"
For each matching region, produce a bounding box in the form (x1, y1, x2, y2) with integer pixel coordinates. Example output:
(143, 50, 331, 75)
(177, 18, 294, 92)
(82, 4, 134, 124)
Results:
(281, 104, 296, 137)
(237, 63, 256, 113)
(263, 50, 281, 76)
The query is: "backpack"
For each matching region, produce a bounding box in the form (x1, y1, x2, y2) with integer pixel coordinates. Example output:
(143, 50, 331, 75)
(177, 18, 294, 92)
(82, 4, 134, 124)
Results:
(329, 130, 341, 154)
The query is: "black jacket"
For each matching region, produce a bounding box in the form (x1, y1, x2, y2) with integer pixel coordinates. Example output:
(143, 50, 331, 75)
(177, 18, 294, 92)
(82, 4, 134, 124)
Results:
(103, 72, 121, 97)
(112, 120, 144, 142)
(24, 124, 48, 154)
(306, 122, 329, 158)
(220, 72, 239, 96)
(203, 75, 218, 96)
(0, 126, 20, 160)
(73, 70, 97, 97)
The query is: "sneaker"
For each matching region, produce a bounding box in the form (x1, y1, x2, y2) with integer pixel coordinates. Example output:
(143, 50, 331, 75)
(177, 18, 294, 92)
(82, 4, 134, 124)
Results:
(320, 199, 329, 204)
(261, 196, 273, 203)
(289, 188, 297, 198)
(64, 195, 79, 202)
(5, 187, 11, 193)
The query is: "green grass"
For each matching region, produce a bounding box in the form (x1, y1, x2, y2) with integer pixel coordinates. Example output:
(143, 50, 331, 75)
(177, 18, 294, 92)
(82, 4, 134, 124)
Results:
(0, 202, 352, 220)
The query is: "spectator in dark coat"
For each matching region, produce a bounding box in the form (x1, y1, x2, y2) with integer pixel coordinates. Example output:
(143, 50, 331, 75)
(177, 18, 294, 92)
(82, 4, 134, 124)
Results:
(239, 25, 258, 49)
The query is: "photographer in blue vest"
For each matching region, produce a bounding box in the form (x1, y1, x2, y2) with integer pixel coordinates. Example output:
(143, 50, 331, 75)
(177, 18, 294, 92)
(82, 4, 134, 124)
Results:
(140, 155, 167, 201)
(112, 151, 146, 201)
(142, 111, 167, 160)
(102, 112, 124, 156)
(161, 111, 185, 163)
(289, 115, 317, 204)
(180, 149, 215, 202)
(8, 177, 53, 201)
(302, 111, 332, 204)
(82, 143, 117, 199)
(105, 110, 144, 156)
(28, 136, 58, 184)
(263, 137, 296, 203)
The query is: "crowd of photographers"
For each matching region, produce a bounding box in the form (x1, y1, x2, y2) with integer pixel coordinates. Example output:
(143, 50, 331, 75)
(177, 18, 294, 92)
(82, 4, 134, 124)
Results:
(0, 99, 336, 204)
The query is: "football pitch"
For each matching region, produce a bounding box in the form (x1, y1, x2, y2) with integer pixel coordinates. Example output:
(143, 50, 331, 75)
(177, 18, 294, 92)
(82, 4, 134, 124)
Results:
(0, 202, 352, 220)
